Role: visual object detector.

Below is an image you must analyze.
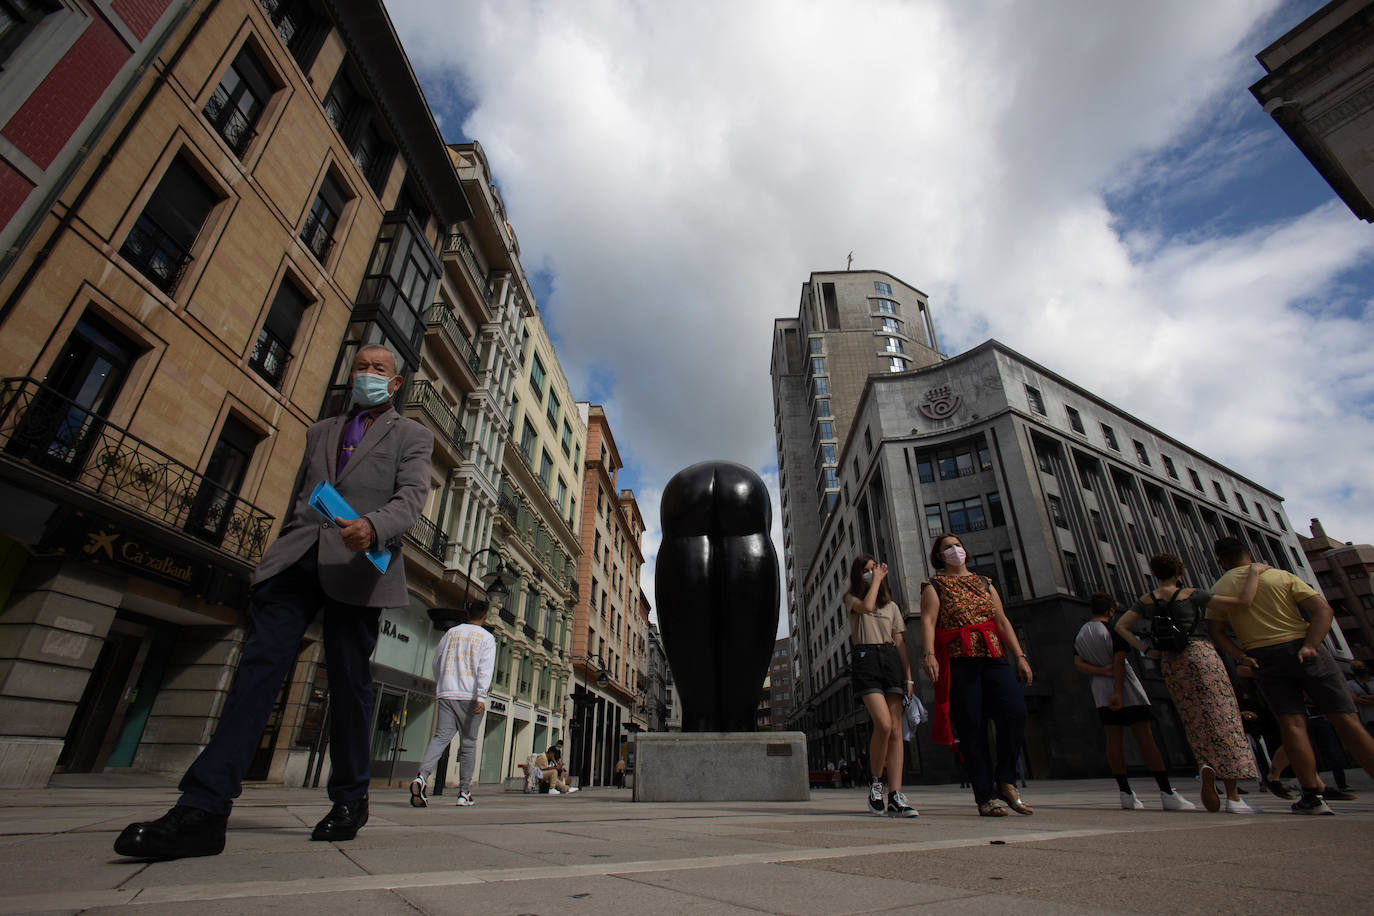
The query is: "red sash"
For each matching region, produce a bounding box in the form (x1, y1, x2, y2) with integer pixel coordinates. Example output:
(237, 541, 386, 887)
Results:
(931, 620, 1003, 746)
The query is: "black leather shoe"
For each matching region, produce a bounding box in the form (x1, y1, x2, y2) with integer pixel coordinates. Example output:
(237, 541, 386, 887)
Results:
(311, 798, 368, 841)
(114, 805, 227, 860)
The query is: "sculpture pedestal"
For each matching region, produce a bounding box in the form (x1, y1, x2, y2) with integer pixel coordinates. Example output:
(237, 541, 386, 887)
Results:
(632, 732, 809, 802)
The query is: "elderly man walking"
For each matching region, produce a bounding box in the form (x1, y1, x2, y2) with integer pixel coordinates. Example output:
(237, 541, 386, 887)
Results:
(115, 345, 433, 857)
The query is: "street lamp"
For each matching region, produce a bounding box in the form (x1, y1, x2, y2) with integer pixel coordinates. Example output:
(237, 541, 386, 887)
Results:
(428, 547, 511, 630)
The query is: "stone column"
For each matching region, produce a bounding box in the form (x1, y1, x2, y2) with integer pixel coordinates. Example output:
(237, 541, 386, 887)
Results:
(0, 557, 126, 787)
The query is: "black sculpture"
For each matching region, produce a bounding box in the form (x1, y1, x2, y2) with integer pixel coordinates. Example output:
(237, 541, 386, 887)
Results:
(655, 461, 779, 732)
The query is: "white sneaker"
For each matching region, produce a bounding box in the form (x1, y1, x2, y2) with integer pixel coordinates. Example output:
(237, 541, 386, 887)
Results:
(409, 776, 427, 808)
(1224, 797, 1260, 814)
(548, 787, 561, 795)
(454, 791, 474, 807)
(1161, 790, 1196, 811)
(1120, 790, 1144, 810)
(567, 786, 579, 793)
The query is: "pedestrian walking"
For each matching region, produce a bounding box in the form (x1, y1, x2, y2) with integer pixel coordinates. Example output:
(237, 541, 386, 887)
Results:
(1115, 553, 1264, 814)
(1206, 537, 1374, 815)
(844, 553, 919, 817)
(921, 533, 1034, 817)
(1073, 592, 1194, 811)
(410, 600, 496, 808)
(114, 345, 433, 859)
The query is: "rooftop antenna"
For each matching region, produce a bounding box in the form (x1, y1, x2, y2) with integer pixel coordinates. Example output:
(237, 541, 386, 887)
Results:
(846, 251, 853, 270)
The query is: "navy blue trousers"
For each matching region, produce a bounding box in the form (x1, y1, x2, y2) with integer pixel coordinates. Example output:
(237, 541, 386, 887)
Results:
(949, 657, 1027, 805)
(179, 548, 380, 815)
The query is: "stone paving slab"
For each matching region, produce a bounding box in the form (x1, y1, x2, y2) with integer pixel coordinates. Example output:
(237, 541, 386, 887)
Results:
(0, 775, 1370, 914)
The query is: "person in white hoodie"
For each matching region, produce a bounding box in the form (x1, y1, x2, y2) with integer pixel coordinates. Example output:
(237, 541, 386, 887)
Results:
(409, 600, 495, 807)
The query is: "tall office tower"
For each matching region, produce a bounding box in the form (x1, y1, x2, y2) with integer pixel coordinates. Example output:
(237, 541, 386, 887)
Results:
(769, 271, 942, 726)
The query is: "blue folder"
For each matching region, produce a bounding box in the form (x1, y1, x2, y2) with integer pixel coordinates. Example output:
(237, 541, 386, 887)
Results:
(309, 480, 392, 573)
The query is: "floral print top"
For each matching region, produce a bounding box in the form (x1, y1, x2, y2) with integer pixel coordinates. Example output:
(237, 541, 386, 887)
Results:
(928, 573, 1001, 658)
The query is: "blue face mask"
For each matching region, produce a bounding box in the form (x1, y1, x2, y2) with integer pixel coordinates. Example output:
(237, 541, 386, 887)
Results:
(352, 372, 395, 407)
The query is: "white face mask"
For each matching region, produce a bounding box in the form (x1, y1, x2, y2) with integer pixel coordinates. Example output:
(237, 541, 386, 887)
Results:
(942, 544, 967, 567)
(862, 571, 874, 585)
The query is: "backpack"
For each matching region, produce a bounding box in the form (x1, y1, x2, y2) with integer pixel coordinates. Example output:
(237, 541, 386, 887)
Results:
(1146, 587, 1196, 653)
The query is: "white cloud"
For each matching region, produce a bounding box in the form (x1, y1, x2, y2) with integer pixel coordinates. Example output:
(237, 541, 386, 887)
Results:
(387, 0, 1374, 614)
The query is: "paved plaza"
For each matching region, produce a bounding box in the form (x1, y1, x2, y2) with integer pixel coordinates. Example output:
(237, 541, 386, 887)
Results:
(1, 772, 1372, 915)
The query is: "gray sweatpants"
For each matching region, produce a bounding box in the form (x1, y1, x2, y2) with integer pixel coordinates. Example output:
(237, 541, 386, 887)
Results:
(418, 698, 484, 793)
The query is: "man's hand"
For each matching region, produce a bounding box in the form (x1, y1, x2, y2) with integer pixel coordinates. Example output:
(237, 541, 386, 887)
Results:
(1297, 645, 1320, 663)
(1241, 656, 1260, 671)
(336, 516, 376, 552)
(1108, 692, 1123, 711)
(473, 699, 486, 714)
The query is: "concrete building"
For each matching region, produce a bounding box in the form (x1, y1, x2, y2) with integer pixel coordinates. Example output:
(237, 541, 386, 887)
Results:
(485, 306, 584, 783)
(0, 0, 499, 788)
(770, 271, 942, 732)
(768, 636, 795, 730)
(771, 273, 1325, 782)
(643, 622, 669, 732)
(1300, 518, 1374, 663)
(1251, 0, 1374, 222)
(568, 405, 645, 786)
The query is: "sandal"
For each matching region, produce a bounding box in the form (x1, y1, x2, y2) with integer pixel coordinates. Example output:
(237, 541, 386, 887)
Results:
(978, 799, 1009, 817)
(997, 783, 1034, 815)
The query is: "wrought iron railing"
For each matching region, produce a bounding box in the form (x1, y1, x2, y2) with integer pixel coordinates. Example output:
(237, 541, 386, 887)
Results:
(119, 216, 190, 294)
(423, 303, 483, 374)
(299, 210, 335, 261)
(202, 86, 257, 157)
(247, 325, 292, 389)
(442, 232, 494, 306)
(498, 484, 521, 523)
(402, 380, 467, 454)
(404, 513, 447, 562)
(0, 378, 274, 560)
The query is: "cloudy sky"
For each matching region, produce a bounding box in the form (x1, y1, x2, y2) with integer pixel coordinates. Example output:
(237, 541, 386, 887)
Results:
(386, 0, 1374, 629)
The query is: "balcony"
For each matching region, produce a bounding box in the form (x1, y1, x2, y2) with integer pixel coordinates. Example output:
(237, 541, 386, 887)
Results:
(498, 484, 521, 524)
(120, 216, 190, 295)
(0, 378, 274, 560)
(442, 232, 495, 308)
(203, 86, 257, 157)
(404, 513, 447, 563)
(401, 380, 467, 459)
(299, 210, 335, 262)
(423, 303, 483, 376)
(247, 326, 292, 389)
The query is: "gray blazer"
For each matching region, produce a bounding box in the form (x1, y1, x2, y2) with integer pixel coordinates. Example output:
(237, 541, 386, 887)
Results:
(252, 406, 434, 608)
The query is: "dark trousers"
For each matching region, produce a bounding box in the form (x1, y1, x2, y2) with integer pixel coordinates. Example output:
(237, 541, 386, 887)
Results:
(179, 549, 380, 815)
(949, 657, 1027, 805)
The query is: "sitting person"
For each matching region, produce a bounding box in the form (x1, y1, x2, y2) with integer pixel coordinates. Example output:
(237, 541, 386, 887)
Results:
(535, 746, 578, 794)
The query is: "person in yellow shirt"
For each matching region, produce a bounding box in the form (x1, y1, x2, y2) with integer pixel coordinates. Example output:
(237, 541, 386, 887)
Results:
(1206, 537, 1374, 815)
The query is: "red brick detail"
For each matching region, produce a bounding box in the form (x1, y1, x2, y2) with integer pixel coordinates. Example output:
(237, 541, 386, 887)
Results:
(112, 0, 173, 42)
(0, 158, 36, 231)
(1, 17, 130, 170)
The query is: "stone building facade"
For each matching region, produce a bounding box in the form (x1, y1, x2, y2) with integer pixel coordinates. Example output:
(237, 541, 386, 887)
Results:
(1300, 518, 1374, 663)
(0, 0, 548, 794)
(568, 404, 645, 786)
(1251, 0, 1374, 222)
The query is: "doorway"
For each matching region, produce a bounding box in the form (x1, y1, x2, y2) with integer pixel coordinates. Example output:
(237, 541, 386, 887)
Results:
(58, 617, 154, 772)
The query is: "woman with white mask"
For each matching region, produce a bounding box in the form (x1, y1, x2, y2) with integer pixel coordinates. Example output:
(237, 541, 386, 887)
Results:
(920, 533, 1034, 817)
(843, 554, 918, 817)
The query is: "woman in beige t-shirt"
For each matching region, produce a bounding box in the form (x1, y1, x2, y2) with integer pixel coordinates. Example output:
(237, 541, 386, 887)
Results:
(844, 554, 917, 817)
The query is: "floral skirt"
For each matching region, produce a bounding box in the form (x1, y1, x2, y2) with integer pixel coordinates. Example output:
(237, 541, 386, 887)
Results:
(1161, 641, 1256, 780)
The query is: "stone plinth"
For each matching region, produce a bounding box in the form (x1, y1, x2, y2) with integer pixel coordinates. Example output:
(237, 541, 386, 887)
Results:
(633, 731, 809, 802)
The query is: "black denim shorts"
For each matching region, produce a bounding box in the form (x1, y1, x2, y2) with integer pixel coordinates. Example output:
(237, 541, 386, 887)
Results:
(1250, 640, 1356, 717)
(851, 643, 904, 697)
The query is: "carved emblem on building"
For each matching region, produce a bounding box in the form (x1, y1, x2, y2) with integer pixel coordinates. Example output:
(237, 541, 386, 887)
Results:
(919, 385, 961, 420)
